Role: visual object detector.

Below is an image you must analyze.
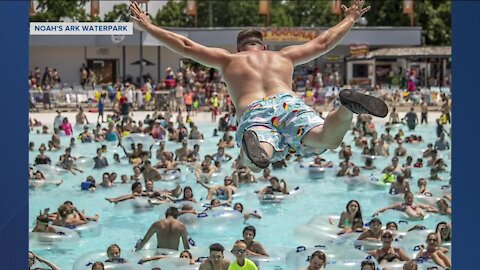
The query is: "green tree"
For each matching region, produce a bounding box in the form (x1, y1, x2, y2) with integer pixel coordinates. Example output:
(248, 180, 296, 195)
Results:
(30, 0, 88, 22)
(151, 0, 450, 45)
(103, 3, 130, 22)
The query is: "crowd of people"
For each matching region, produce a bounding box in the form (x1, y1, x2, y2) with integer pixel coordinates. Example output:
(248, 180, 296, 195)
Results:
(29, 94, 452, 270)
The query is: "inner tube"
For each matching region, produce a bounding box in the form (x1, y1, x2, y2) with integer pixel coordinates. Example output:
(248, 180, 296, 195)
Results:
(307, 215, 341, 233)
(353, 239, 383, 251)
(33, 164, 68, 176)
(286, 245, 376, 270)
(258, 186, 303, 204)
(307, 166, 325, 179)
(342, 175, 368, 185)
(74, 124, 97, 131)
(161, 169, 182, 182)
(29, 178, 63, 188)
(178, 209, 243, 228)
(72, 221, 102, 238)
(295, 164, 336, 179)
(72, 250, 144, 270)
(294, 224, 339, 246)
(369, 176, 392, 189)
(29, 226, 80, 248)
(75, 156, 95, 170)
(380, 261, 446, 270)
(123, 133, 156, 148)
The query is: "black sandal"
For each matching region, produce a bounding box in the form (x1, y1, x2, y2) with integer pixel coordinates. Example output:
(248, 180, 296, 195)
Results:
(242, 130, 270, 169)
(339, 89, 388, 118)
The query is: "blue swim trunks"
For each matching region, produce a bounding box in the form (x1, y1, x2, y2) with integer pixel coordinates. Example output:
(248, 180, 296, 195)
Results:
(235, 93, 325, 162)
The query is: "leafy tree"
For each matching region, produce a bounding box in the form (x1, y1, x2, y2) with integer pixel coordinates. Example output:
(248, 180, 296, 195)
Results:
(30, 0, 88, 22)
(103, 3, 130, 22)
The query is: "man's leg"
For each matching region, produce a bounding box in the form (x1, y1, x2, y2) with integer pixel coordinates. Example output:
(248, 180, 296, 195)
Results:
(302, 106, 353, 150)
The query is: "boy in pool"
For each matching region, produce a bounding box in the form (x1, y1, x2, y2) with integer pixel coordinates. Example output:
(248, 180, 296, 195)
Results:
(131, 0, 387, 172)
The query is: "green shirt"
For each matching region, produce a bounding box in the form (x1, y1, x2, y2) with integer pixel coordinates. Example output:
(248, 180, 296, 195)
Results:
(227, 258, 258, 270)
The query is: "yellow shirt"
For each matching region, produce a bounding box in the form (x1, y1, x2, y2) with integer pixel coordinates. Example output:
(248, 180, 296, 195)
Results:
(228, 258, 258, 270)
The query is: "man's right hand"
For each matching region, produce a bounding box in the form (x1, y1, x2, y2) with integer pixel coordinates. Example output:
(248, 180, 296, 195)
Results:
(342, 0, 371, 22)
(130, 2, 153, 31)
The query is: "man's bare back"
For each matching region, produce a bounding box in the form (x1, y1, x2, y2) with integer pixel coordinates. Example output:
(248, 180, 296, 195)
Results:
(135, 208, 189, 251)
(221, 51, 294, 116)
(152, 218, 185, 249)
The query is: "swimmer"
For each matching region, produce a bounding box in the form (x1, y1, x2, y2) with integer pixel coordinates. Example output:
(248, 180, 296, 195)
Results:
(32, 209, 56, 233)
(357, 218, 383, 242)
(436, 222, 452, 244)
(233, 203, 261, 222)
(211, 146, 233, 163)
(198, 243, 230, 270)
(373, 192, 439, 220)
(416, 178, 432, 196)
(360, 260, 376, 270)
(90, 262, 104, 270)
(175, 139, 191, 162)
(305, 250, 326, 270)
(233, 167, 257, 184)
(362, 157, 377, 170)
(75, 107, 89, 125)
(368, 230, 410, 264)
(309, 156, 334, 168)
(130, 0, 386, 173)
(135, 207, 190, 251)
(198, 175, 239, 203)
(257, 167, 274, 182)
(105, 244, 127, 263)
(228, 240, 259, 270)
(29, 251, 60, 270)
(105, 182, 143, 204)
(415, 233, 451, 269)
(242, 225, 268, 257)
(389, 174, 411, 195)
(93, 148, 109, 169)
(195, 161, 216, 183)
(142, 160, 162, 181)
(332, 200, 364, 234)
(257, 177, 289, 196)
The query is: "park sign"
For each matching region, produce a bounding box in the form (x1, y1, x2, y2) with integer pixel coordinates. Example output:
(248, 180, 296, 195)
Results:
(261, 28, 317, 43)
(349, 44, 369, 57)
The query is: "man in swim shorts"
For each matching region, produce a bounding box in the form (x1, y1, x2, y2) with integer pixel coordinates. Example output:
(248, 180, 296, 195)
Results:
(130, 0, 387, 172)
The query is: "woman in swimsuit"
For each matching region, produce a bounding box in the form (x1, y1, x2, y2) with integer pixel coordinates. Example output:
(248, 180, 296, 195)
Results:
(373, 192, 439, 220)
(333, 200, 364, 235)
(415, 233, 451, 269)
(368, 230, 410, 264)
(257, 177, 289, 196)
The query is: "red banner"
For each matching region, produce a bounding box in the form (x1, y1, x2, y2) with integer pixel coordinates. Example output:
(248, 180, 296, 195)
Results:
(259, 0, 270, 15)
(331, 0, 342, 15)
(30, 0, 35, 16)
(403, 0, 414, 14)
(90, 0, 99, 16)
(186, 0, 197, 16)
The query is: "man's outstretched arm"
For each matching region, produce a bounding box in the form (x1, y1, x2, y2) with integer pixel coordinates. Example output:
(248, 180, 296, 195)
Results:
(280, 0, 370, 65)
(130, 2, 230, 69)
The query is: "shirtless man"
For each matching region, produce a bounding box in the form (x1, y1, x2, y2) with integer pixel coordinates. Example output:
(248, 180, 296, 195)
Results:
(175, 139, 191, 162)
(130, 0, 386, 173)
(142, 160, 162, 181)
(198, 175, 238, 202)
(75, 107, 89, 125)
(135, 207, 190, 251)
(242, 225, 268, 257)
(199, 243, 230, 270)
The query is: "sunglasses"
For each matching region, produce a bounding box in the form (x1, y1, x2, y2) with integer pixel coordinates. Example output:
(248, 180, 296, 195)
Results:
(231, 249, 246, 254)
(427, 238, 438, 242)
(382, 234, 393, 239)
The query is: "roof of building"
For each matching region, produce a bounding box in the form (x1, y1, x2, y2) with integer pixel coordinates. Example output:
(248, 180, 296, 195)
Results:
(366, 46, 451, 58)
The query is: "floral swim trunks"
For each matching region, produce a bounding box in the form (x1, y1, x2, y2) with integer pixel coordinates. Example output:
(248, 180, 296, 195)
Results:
(235, 93, 326, 162)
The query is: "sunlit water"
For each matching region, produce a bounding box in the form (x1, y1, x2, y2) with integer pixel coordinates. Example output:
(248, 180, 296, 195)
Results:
(29, 122, 451, 270)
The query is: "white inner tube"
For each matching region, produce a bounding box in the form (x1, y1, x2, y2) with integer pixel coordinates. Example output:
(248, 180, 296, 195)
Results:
(72, 250, 143, 270)
(123, 133, 156, 148)
(29, 178, 63, 188)
(72, 221, 102, 237)
(29, 225, 80, 248)
(161, 169, 182, 182)
(75, 156, 95, 170)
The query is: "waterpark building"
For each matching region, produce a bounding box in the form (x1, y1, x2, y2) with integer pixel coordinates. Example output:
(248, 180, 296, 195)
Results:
(29, 26, 451, 88)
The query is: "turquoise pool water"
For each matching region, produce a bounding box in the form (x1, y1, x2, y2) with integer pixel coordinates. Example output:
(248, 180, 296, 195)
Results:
(29, 122, 451, 270)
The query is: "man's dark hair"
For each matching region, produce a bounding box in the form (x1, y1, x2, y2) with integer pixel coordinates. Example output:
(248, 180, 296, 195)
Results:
(243, 225, 256, 237)
(237, 29, 263, 47)
(131, 182, 142, 192)
(165, 206, 179, 219)
(209, 243, 225, 253)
